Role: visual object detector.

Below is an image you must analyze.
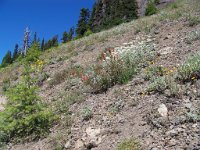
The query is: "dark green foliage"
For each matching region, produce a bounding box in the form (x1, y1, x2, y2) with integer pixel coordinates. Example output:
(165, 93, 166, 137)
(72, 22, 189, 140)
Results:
(117, 138, 139, 150)
(41, 38, 45, 51)
(68, 27, 74, 41)
(33, 32, 37, 44)
(154, 0, 160, 4)
(12, 44, 19, 62)
(145, 1, 157, 16)
(0, 66, 55, 145)
(1, 50, 12, 67)
(76, 8, 90, 37)
(26, 42, 41, 62)
(44, 35, 59, 50)
(89, 0, 138, 32)
(62, 31, 68, 43)
(2, 78, 10, 92)
(84, 29, 93, 36)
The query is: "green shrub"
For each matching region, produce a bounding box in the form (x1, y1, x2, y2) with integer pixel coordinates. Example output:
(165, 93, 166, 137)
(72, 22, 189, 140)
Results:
(170, 3, 178, 9)
(0, 66, 56, 145)
(177, 52, 200, 82)
(145, 1, 157, 16)
(26, 43, 42, 62)
(154, 0, 160, 4)
(144, 65, 165, 80)
(81, 107, 93, 121)
(84, 29, 93, 36)
(147, 76, 180, 97)
(2, 78, 11, 92)
(185, 30, 200, 44)
(117, 138, 139, 150)
(187, 15, 200, 27)
(84, 44, 155, 93)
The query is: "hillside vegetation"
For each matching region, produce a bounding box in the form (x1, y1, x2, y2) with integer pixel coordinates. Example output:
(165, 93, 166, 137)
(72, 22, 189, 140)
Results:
(0, 0, 200, 149)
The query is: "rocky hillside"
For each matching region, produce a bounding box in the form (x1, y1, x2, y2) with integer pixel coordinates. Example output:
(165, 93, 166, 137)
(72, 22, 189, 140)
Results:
(0, 0, 200, 149)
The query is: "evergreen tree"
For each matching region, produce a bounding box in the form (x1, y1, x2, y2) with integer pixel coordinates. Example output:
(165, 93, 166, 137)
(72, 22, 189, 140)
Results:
(88, 3, 97, 31)
(90, 0, 138, 31)
(41, 38, 45, 51)
(62, 31, 68, 43)
(52, 35, 59, 47)
(76, 8, 90, 37)
(33, 32, 37, 44)
(13, 44, 19, 61)
(1, 50, 12, 67)
(68, 27, 74, 41)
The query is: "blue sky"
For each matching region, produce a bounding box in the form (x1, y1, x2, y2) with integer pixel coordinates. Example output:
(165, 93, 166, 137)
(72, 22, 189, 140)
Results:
(0, 0, 95, 62)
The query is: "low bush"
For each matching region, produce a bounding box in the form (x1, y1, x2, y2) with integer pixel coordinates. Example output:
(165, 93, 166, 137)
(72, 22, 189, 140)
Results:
(0, 66, 56, 145)
(177, 52, 200, 82)
(147, 76, 180, 97)
(185, 30, 200, 44)
(145, 1, 157, 16)
(84, 43, 155, 93)
(187, 14, 200, 27)
(144, 65, 166, 80)
(117, 138, 139, 150)
(81, 107, 93, 121)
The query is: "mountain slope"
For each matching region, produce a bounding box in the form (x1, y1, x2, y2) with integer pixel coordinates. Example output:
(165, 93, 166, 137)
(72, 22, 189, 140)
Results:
(0, 0, 200, 149)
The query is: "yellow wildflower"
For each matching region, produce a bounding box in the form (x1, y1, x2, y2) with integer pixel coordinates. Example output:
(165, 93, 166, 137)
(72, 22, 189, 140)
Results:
(191, 76, 196, 80)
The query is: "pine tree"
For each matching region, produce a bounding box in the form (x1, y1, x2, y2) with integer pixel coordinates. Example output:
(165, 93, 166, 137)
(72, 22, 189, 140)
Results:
(62, 31, 68, 43)
(41, 38, 45, 51)
(68, 27, 74, 41)
(88, 3, 97, 31)
(90, 0, 138, 31)
(13, 44, 19, 61)
(52, 35, 59, 47)
(76, 8, 90, 37)
(33, 32, 37, 44)
(1, 50, 12, 67)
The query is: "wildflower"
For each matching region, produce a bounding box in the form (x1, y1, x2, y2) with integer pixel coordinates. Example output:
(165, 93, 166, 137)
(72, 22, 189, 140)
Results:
(81, 75, 90, 82)
(191, 76, 196, 80)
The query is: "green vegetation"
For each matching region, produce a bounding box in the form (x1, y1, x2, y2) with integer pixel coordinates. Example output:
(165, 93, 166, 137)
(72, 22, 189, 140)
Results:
(185, 30, 200, 44)
(147, 75, 180, 97)
(90, 0, 138, 32)
(177, 52, 200, 82)
(76, 8, 90, 37)
(84, 44, 155, 93)
(117, 138, 139, 150)
(145, 1, 158, 16)
(144, 65, 166, 80)
(0, 66, 56, 146)
(187, 14, 200, 27)
(81, 107, 93, 121)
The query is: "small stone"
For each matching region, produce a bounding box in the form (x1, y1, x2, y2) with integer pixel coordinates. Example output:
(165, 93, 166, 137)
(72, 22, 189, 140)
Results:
(158, 104, 168, 117)
(75, 139, 84, 149)
(192, 124, 197, 128)
(64, 141, 71, 149)
(159, 47, 173, 55)
(168, 139, 176, 146)
(166, 129, 178, 137)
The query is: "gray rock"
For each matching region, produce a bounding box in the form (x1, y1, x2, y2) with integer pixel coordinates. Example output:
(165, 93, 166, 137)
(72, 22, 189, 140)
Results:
(158, 104, 168, 117)
(64, 141, 71, 149)
(75, 139, 84, 149)
(166, 129, 178, 137)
